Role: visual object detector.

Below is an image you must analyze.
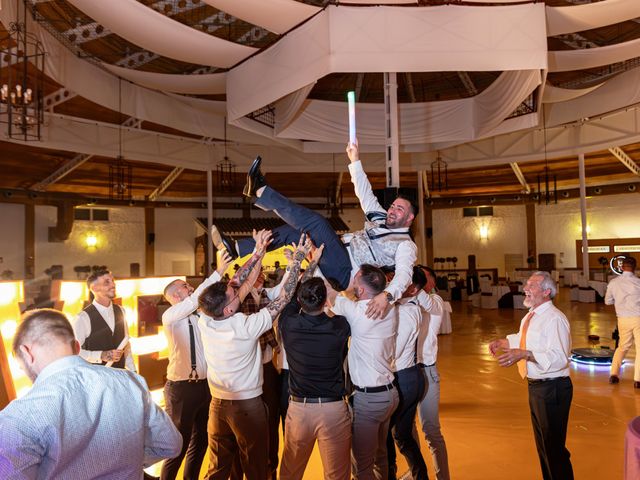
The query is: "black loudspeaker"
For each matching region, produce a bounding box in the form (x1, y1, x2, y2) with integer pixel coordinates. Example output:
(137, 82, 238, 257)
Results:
(373, 187, 418, 211)
(130, 263, 140, 277)
(147, 233, 155, 245)
(426, 227, 433, 239)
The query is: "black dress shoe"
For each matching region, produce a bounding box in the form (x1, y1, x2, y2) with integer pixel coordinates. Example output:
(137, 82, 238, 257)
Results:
(635, 381, 640, 389)
(243, 155, 267, 197)
(609, 375, 620, 384)
(210, 225, 238, 260)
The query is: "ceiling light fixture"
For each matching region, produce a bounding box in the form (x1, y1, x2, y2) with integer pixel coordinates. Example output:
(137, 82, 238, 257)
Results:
(0, 0, 45, 140)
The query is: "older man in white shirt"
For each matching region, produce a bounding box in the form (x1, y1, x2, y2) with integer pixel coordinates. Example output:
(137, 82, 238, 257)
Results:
(489, 271, 573, 480)
(328, 264, 399, 480)
(605, 255, 640, 387)
(0, 308, 181, 479)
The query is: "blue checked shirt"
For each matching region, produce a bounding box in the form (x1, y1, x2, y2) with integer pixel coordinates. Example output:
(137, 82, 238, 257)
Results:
(0, 355, 182, 479)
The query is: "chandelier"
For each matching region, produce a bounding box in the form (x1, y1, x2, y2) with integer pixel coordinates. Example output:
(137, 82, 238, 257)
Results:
(217, 118, 236, 192)
(109, 78, 132, 200)
(0, 0, 45, 141)
(537, 108, 557, 205)
(430, 151, 448, 192)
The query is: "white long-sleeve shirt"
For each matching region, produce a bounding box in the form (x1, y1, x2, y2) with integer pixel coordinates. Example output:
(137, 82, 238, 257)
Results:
(332, 295, 397, 388)
(72, 300, 136, 372)
(344, 160, 417, 302)
(0, 355, 182, 479)
(162, 272, 221, 381)
(507, 300, 571, 380)
(199, 308, 273, 400)
(605, 271, 640, 317)
(416, 290, 444, 366)
(395, 299, 422, 371)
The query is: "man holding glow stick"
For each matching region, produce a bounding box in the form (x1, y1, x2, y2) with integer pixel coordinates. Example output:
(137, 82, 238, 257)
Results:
(212, 92, 417, 319)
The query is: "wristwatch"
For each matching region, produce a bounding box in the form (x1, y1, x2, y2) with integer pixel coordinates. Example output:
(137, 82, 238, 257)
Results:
(383, 290, 393, 303)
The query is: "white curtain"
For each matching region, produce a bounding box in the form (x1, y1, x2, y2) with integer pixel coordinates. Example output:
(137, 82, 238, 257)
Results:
(227, 3, 547, 121)
(549, 37, 640, 73)
(542, 83, 604, 104)
(201, 0, 321, 35)
(546, 0, 640, 37)
(65, 0, 256, 68)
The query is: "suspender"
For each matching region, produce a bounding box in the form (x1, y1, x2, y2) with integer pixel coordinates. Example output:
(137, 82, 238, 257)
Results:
(187, 316, 198, 381)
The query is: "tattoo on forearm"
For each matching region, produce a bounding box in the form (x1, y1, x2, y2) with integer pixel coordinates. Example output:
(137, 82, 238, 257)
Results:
(300, 259, 319, 282)
(233, 249, 263, 284)
(267, 248, 305, 318)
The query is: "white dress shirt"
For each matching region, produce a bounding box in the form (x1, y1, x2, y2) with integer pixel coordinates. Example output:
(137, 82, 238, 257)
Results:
(162, 272, 221, 381)
(344, 160, 418, 302)
(507, 301, 571, 379)
(199, 308, 273, 400)
(332, 295, 397, 388)
(415, 290, 444, 366)
(395, 299, 422, 371)
(605, 271, 640, 317)
(72, 300, 136, 371)
(0, 355, 182, 479)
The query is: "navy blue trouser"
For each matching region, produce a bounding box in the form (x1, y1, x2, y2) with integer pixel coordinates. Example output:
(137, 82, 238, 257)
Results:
(387, 365, 429, 480)
(237, 186, 352, 290)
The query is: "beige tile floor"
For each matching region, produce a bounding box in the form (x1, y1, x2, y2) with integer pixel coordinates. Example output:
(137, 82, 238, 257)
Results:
(159, 287, 638, 479)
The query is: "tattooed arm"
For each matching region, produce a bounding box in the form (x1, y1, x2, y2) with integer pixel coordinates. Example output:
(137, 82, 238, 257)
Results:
(266, 234, 312, 320)
(234, 229, 272, 303)
(300, 243, 324, 283)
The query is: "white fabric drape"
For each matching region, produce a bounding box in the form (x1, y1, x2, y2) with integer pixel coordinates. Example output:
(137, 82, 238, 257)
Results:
(227, 4, 547, 121)
(546, 66, 640, 127)
(542, 83, 604, 104)
(546, 0, 640, 37)
(274, 83, 316, 135)
(65, 0, 256, 68)
(102, 64, 226, 95)
(0, 1, 269, 146)
(201, 0, 321, 35)
(277, 70, 540, 145)
(548, 37, 640, 73)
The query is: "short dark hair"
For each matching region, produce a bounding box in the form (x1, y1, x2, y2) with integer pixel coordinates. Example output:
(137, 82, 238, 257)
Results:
(396, 194, 419, 217)
(198, 282, 229, 319)
(297, 278, 327, 313)
(358, 264, 387, 295)
(418, 264, 436, 281)
(623, 256, 637, 270)
(411, 266, 427, 290)
(86, 269, 111, 288)
(13, 309, 76, 355)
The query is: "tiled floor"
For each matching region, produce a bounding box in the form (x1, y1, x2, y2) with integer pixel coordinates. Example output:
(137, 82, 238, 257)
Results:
(164, 287, 639, 479)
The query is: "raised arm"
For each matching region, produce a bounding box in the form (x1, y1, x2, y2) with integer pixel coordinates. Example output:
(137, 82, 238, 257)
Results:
(300, 243, 324, 283)
(265, 234, 312, 319)
(346, 141, 386, 217)
(235, 229, 272, 303)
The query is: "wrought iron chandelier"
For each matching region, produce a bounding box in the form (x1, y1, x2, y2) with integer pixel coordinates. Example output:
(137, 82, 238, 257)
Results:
(109, 78, 132, 200)
(430, 151, 448, 192)
(217, 118, 236, 192)
(0, 0, 45, 141)
(537, 109, 557, 205)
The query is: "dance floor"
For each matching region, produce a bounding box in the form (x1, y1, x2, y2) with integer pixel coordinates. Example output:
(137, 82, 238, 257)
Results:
(158, 287, 638, 479)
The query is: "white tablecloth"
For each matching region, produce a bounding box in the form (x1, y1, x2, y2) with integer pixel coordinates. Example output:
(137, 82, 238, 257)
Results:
(439, 301, 452, 335)
(588, 280, 607, 297)
(491, 285, 511, 299)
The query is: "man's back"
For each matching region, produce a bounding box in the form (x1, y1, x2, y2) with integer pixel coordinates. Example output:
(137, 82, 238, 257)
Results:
(606, 271, 640, 317)
(0, 356, 181, 480)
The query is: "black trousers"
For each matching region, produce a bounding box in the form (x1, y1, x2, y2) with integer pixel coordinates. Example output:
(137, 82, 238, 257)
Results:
(229, 361, 281, 480)
(387, 365, 429, 480)
(161, 379, 211, 480)
(528, 376, 574, 480)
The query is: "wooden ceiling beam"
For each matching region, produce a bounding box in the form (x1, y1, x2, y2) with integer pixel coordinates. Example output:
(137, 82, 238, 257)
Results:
(148, 167, 185, 201)
(31, 153, 94, 191)
(509, 162, 531, 194)
(609, 146, 640, 176)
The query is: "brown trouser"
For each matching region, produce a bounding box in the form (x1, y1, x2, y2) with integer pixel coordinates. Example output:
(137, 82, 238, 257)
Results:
(280, 399, 352, 480)
(204, 396, 268, 480)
